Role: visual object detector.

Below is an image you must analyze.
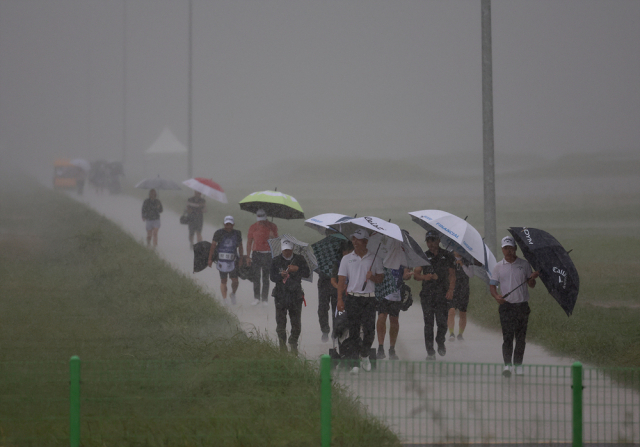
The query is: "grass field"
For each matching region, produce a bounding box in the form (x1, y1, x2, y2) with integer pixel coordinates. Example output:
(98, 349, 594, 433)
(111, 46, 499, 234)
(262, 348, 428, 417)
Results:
(0, 171, 400, 446)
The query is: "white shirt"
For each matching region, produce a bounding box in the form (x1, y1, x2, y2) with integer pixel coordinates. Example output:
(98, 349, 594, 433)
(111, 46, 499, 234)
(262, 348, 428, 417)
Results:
(338, 250, 384, 295)
(490, 257, 533, 304)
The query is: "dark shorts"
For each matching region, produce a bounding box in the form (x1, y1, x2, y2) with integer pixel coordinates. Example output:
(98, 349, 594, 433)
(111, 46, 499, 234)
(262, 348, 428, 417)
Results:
(378, 299, 402, 318)
(449, 293, 469, 312)
(219, 268, 238, 280)
(188, 214, 203, 234)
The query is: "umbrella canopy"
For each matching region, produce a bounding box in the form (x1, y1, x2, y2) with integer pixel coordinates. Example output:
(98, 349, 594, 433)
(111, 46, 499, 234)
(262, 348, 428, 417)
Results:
(333, 216, 426, 270)
(311, 235, 344, 277)
(183, 178, 228, 203)
(508, 227, 579, 317)
(268, 234, 318, 282)
(304, 213, 352, 236)
(70, 158, 91, 172)
(135, 175, 182, 190)
(335, 216, 404, 242)
(409, 209, 489, 267)
(239, 190, 304, 220)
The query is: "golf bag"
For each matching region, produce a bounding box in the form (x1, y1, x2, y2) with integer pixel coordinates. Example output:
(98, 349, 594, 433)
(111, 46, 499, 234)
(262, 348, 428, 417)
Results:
(328, 309, 376, 370)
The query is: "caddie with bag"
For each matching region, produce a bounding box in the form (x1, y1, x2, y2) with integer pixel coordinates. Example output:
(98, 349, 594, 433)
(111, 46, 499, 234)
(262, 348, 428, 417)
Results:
(374, 266, 414, 361)
(207, 216, 244, 305)
(269, 239, 310, 355)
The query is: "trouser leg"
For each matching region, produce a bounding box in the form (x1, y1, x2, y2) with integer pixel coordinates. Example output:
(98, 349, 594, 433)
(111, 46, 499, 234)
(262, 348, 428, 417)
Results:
(360, 298, 377, 358)
(317, 278, 331, 334)
(513, 303, 530, 365)
(260, 261, 270, 301)
(421, 295, 436, 356)
(288, 299, 303, 347)
(344, 295, 364, 360)
(434, 299, 449, 348)
(499, 304, 516, 364)
(275, 304, 288, 348)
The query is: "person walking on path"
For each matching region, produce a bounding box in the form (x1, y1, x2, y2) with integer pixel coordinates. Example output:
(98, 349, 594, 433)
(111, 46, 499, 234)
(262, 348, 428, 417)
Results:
(141, 189, 163, 248)
(413, 230, 456, 361)
(337, 229, 384, 375)
(208, 216, 244, 305)
(246, 209, 278, 306)
(490, 235, 539, 378)
(448, 251, 476, 342)
(270, 239, 310, 355)
(376, 266, 413, 360)
(185, 191, 206, 250)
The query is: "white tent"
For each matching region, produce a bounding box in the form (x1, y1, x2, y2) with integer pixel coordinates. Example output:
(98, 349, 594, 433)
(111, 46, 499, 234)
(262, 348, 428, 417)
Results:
(144, 128, 187, 179)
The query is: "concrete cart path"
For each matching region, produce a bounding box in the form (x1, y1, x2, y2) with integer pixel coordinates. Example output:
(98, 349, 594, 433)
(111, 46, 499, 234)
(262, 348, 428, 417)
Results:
(71, 189, 576, 367)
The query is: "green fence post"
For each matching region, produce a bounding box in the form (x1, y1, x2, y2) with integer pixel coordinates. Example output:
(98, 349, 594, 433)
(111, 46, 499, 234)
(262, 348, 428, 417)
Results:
(320, 354, 332, 447)
(70, 355, 81, 447)
(572, 361, 583, 447)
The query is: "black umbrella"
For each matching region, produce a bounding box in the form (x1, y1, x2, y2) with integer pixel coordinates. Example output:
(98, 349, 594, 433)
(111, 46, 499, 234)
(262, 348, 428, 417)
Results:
(507, 227, 579, 317)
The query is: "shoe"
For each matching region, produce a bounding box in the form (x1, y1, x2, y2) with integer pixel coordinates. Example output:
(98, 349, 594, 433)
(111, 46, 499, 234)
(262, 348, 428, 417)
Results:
(426, 354, 436, 361)
(502, 365, 512, 378)
(321, 333, 329, 343)
(290, 345, 298, 356)
(457, 334, 464, 341)
(360, 356, 372, 372)
(515, 365, 524, 376)
(251, 298, 260, 306)
(229, 292, 236, 305)
(437, 345, 446, 357)
(377, 348, 386, 360)
(262, 301, 269, 307)
(350, 366, 360, 375)
(388, 348, 399, 361)
(449, 333, 455, 341)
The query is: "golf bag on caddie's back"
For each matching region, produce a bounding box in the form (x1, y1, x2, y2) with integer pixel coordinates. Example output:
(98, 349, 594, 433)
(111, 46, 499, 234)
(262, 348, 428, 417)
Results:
(329, 309, 377, 370)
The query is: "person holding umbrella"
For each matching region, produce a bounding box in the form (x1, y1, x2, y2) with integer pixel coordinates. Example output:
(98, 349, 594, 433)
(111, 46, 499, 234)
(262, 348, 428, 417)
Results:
(141, 189, 163, 248)
(269, 239, 310, 355)
(246, 209, 278, 306)
(490, 236, 540, 378)
(413, 230, 456, 361)
(337, 229, 384, 374)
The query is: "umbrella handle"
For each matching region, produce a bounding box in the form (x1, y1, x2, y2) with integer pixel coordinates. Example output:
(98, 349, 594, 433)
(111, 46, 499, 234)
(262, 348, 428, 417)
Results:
(361, 242, 383, 291)
(501, 276, 533, 299)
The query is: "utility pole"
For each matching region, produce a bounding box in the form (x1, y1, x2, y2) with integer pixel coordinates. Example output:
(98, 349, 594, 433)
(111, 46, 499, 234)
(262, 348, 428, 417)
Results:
(481, 0, 497, 255)
(187, 0, 193, 178)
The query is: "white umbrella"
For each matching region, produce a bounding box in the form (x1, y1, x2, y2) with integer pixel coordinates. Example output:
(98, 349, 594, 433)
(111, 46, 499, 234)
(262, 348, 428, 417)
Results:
(135, 175, 182, 190)
(304, 213, 351, 236)
(182, 178, 228, 203)
(335, 216, 428, 270)
(408, 209, 496, 272)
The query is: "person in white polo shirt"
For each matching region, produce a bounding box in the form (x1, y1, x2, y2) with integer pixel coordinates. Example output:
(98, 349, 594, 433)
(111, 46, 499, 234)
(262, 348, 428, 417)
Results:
(337, 229, 384, 374)
(490, 235, 540, 378)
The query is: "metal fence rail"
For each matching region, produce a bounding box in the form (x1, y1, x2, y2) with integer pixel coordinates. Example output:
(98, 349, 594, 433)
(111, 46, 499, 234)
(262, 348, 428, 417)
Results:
(1, 357, 639, 446)
(329, 358, 640, 445)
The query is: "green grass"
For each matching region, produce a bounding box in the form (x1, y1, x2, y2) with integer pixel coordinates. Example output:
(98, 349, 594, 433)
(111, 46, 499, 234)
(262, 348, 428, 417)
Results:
(0, 172, 400, 447)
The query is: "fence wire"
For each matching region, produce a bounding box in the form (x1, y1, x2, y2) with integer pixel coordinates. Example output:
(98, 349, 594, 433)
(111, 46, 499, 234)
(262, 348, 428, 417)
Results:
(0, 358, 639, 446)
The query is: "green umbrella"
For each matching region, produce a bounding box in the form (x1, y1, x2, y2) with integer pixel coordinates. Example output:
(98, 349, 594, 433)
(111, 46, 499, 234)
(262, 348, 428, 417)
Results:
(239, 190, 304, 219)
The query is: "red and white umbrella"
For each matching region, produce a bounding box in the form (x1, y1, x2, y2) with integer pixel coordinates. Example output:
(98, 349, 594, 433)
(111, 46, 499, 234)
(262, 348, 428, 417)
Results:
(182, 178, 228, 203)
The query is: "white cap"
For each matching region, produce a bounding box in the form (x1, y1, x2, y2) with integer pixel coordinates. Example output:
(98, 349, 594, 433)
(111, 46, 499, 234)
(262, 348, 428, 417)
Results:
(224, 215, 234, 224)
(351, 229, 369, 240)
(281, 239, 294, 251)
(256, 209, 267, 221)
(501, 236, 516, 248)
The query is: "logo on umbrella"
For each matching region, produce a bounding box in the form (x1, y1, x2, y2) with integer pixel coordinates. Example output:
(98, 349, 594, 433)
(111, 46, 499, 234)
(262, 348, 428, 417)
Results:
(523, 227, 534, 245)
(435, 222, 459, 239)
(364, 216, 386, 232)
(553, 266, 568, 289)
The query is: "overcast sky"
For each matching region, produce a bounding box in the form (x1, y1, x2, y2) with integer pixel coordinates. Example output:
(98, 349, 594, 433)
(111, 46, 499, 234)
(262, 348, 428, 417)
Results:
(1, 0, 638, 182)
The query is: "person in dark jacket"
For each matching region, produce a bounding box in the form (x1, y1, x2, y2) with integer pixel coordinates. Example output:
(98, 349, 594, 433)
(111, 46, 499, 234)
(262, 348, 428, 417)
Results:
(141, 189, 163, 247)
(270, 239, 310, 354)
